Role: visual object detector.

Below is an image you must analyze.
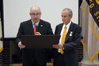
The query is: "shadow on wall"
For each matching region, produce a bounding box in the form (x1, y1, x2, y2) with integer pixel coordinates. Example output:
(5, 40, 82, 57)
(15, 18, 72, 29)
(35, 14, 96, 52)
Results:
(12, 48, 22, 63)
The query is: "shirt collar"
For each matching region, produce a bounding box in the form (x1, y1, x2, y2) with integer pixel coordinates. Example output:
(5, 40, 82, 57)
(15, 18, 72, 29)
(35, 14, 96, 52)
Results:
(31, 20, 40, 26)
(63, 21, 71, 29)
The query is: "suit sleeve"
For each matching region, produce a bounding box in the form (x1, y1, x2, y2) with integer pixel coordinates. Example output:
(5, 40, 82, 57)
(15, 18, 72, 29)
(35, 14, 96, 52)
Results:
(47, 23, 53, 35)
(51, 25, 58, 58)
(15, 23, 23, 45)
(55, 25, 58, 35)
(63, 25, 82, 51)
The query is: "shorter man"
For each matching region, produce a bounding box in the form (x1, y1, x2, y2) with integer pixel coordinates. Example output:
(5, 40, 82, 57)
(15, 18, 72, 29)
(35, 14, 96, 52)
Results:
(51, 8, 82, 66)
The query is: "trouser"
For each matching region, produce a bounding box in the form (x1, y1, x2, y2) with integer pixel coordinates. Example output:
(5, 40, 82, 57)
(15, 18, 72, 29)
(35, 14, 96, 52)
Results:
(54, 53, 65, 66)
(23, 60, 46, 66)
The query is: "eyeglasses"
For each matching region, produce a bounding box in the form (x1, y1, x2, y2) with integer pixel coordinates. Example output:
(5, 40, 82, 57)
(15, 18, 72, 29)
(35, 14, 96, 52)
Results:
(30, 13, 40, 16)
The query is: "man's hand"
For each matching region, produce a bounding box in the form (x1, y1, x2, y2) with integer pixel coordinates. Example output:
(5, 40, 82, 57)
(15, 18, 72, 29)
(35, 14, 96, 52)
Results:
(18, 41, 25, 49)
(36, 32, 41, 35)
(53, 43, 63, 49)
(51, 58, 54, 63)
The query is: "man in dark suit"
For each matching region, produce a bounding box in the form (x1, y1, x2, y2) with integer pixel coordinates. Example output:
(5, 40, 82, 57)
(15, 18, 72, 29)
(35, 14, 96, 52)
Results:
(51, 8, 82, 66)
(16, 6, 53, 66)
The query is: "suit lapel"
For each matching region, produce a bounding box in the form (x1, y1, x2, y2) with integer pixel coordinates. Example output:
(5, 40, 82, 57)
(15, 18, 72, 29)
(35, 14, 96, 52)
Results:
(28, 20, 34, 35)
(65, 22, 74, 42)
(28, 19, 43, 35)
(38, 20, 43, 32)
(57, 24, 63, 35)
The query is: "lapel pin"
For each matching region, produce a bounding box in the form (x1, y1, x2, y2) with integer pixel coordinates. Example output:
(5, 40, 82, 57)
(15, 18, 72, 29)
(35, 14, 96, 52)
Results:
(69, 34, 72, 36)
(70, 31, 73, 34)
(41, 25, 43, 27)
(69, 31, 73, 36)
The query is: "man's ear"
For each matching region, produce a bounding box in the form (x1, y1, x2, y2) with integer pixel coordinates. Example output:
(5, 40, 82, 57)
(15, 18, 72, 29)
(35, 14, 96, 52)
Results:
(40, 12, 41, 15)
(70, 15, 72, 18)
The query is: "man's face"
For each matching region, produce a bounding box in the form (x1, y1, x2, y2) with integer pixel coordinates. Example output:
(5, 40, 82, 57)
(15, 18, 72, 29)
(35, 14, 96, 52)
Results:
(61, 10, 72, 25)
(30, 10, 41, 22)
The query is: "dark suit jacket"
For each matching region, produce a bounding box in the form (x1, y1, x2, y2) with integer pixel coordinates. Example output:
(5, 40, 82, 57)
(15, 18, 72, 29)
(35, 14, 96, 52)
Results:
(52, 22, 81, 66)
(16, 19, 53, 65)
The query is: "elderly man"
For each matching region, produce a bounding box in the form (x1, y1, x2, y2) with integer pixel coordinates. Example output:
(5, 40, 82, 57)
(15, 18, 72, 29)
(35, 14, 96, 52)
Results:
(51, 8, 82, 66)
(16, 6, 53, 66)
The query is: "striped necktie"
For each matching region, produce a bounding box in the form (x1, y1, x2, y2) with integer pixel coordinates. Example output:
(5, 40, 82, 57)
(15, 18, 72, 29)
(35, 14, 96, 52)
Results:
(60, 26, 67, 54)
(34, 23, 36, 35)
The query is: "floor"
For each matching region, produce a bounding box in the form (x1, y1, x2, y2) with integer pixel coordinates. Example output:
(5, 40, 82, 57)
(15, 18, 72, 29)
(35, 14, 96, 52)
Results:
(10, 63, 53, 66)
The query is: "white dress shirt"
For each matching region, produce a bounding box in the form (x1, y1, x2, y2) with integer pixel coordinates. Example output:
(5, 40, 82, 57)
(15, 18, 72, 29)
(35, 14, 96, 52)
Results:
(31, 20, 40, 28)
(58, 21, 71, 52)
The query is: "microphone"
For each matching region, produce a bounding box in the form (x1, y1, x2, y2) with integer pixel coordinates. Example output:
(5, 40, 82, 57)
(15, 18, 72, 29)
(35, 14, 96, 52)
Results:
(35, 23, 38, 32)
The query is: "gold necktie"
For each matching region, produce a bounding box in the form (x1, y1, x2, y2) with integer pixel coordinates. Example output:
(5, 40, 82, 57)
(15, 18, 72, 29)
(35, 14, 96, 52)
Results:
(60, 26, 67, 54)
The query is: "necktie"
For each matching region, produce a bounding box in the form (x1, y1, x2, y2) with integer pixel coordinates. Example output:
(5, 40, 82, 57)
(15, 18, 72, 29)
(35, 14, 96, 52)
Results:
(34, 23, 36, 35)
(60, 26, 67, 54)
